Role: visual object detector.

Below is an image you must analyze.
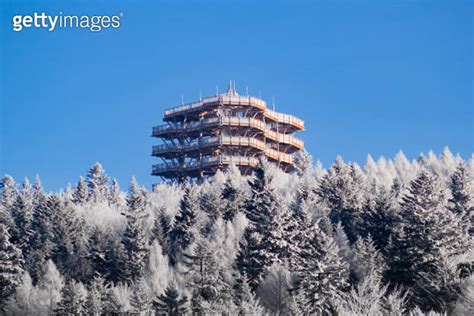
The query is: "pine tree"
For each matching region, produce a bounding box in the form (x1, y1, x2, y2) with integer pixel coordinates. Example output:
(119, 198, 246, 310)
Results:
(39, 260, 64, 314)
(169, 185, 199, 266)
(234, 273, 265, 315)
(151, 208, 172, 256)
(11, 178, 34, 256)
(361, 183, 399, 253)
(448, 163, 473, 236)
(384, 171, 469, 312)
(221, 165, 246, 221)
(0, 224, 24, 309)
(0, 175, 18, 235)
(351, 235, 386, 283)
(237, 159, 290, 290)
(317, 157, 365, 243)
(87, 226, 109, 277)
(86, 162, 110, 203)
(109, 178, 125, 208)
(72, 176, 89, 205)
(55, 279, 87, 315)
(130, 277, 151, 315)
(121, 178, 149, 283)
(86, 275, 108, 315)
(183, 239, 233, 312)
(297, 222, 349, 314)
(153, 283, 188, 316)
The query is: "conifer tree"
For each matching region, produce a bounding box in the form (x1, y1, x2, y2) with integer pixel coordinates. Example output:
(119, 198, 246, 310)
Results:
(317, 157, 365, 243)
(237, 159, 290, 290)
(361, 183, 399, 253)
(28, 192, 55, 283)
(151, 208, 172, 255)
(221, 166, 246, 221)
(86, 163, 110, 203)
(183, 239, 233, 312)
(0, 176, 18, 234)
(351, 235, 386, 283)
(121, 178, 149, 283)
(448, 163, 473, 236)
(72, 176, 89, 205)
(0, 224, 24, 309)
(39, 260, 64, 314)
(234, 273, 265, 315)
(55, 279, 87, 315)
(130, 277, 151, 315)
(153, 283, 188, 316)
(87, 226, 109, 277)
(169, 185, 199, 266)
(297, 222, 349, 314)
(385, 171, 469, 311)
(86, 275, 108, 315)
(11, 178, 34, 256)
(109, 178, 125, 208)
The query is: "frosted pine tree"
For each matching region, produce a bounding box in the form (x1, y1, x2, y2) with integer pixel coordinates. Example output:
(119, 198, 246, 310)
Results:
(121, 178, 149, 283)
(237, 159, 290, 290)
(151, 208, 172, 256)
(234, 273, 265, 315)
(39, 260, 64, 314)
(153, 283, 189, 316)
(221, 165, 247, 222)
(87, 226, 110, 278)
(361, 183, 399, 253)
(169, 185, 200, 266)
(55, 279, 88, 315)
(72, 176, 89, 205)
(385, 171, 470, 311)
(86, 275, 108, 315)
(182, 239, 233, 313)
(297, 222, 349, 314)
(86, 163, 110, 203)
(0, 176, 18, 234)
(109, 178, 126, 208)
(130, 277, 151, 315)
(351, 235, 386, 283)
(0, 224, 24, 309)
(448, 163, 473, 236)
(318, 157, 365, 243)
(11, 178, 34, 256)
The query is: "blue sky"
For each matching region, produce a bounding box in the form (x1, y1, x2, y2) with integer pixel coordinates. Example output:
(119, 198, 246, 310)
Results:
(1, 0, 472, 191)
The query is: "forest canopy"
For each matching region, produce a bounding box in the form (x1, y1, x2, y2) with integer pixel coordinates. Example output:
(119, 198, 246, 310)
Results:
(0, 148, 472, 315)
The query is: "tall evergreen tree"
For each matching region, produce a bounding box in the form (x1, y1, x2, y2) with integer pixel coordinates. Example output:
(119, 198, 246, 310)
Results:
(182, 240, 233, 313)
(0, 176, 18, 234)
(297, 222, 349, 314)
(221, 166, 246, 221)
(72, 176, 89, 205)
(448, 163, 473, 236)
(121, 178, 149, 283)
(385, 171, 469, 312)
(86, 163, 110, 203)
(0, 224, 24, 310)
(317, 157, 365, 243)
(237, 159, 289, 290)
(86, 275, 108, 315)
(169, 185, 200, 266)
(11, 178, 34, 256)
(55, 279, 87, 315)
(153, 283, 188, 316)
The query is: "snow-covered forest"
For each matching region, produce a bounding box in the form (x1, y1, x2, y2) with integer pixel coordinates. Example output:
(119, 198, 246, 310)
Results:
(0, 148, 473, 315)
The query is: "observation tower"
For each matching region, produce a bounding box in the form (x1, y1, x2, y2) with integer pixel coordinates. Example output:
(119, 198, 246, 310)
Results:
(151, 82, 304, 181)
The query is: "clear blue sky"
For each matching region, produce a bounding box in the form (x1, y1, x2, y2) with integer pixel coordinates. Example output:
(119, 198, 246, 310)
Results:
(1, 0, 472, 191)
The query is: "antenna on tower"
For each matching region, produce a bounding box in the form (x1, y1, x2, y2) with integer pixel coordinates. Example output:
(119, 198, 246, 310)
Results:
(272, 96, 275, 112)
(246, 86, 249, 96)
(199, 89, 202, 101)
(233, 80, 237, 95)
(216, 85, 219, 96)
